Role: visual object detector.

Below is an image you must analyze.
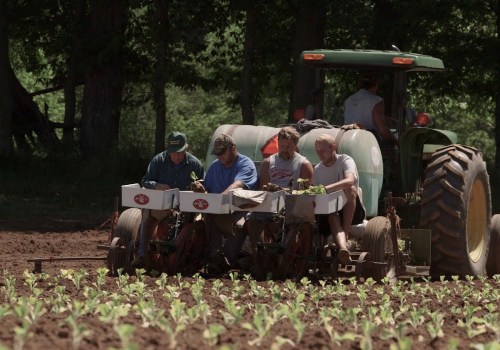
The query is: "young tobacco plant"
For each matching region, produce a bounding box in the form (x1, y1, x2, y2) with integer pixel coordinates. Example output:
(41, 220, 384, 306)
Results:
(22, 271, 42, 298)
(155, 273, 169, 290)
(96, 301, 131, 325)
(94, 267, 109, 291)
(426, 311, 445, 340)
(13, 297, 47, 350)
(203, 323, 226, 347)
(211, 279, 225, 295)
(380, 323, 413, 350)
(115, 269, 129, 290)
(267, 281, 282, 305)
(242, 303, 278, 346)
(134, 300, 166, 328)
(359, 318, 377, 350)
(219, 294, 246, 325)
(2, 271, 17, 303)
(62, 314, 92, 350)
(113, 324, 139, 350)
(191, 283, 204, 305)
(60, 269, 88, 293)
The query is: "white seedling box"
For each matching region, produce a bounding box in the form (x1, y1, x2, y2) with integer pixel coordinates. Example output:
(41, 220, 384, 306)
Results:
(121, 184, 179, 210)
(179, 191, 231, 214)
(231, 190, 285, 213)
(313, 190, 347, 214)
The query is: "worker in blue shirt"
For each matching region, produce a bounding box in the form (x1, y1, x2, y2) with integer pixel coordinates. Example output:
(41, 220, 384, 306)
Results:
(202, 134, 258, 274)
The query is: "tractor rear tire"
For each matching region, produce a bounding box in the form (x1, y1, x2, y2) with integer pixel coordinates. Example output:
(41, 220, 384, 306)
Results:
(114, 208, 142, 248)
(420, 145, 491, 278)
(362, 216, 396, 281)
(486, 214, 500, 277)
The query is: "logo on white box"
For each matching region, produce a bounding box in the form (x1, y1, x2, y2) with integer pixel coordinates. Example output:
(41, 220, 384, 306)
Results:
(193, 199, 209, 210)
(134, 194, 150, 205)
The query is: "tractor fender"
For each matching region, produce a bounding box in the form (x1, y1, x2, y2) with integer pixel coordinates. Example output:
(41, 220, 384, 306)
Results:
(399, 127, 457, 194)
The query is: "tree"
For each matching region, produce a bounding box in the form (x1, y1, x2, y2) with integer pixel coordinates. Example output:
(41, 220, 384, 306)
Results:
(0, 0, 12, 157)
(290, 0, 327, 122)
(81, 1, 127, 157)
(240, 1, 257, 125)
(151, 0, 169, 153)
(62, 0, 87, 151)
(495, 0, 500, 175)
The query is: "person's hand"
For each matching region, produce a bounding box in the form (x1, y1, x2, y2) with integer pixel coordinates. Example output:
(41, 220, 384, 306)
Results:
(190, 180, 206, 193)
(262, 183, 282, 192)
(155, 183, 171, 191)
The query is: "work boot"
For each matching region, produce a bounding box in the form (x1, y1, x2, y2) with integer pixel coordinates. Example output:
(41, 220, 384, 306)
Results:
(206, 252, 230, 276)
(337, 249, 352, 265)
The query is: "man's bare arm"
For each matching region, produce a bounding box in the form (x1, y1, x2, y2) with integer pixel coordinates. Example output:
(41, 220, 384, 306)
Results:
(258, 158, 271, 190)
(373, 101, 397, 143)
(324, 172, 356, 193)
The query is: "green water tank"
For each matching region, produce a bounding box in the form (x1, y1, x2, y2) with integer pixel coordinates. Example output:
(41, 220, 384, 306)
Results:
(206, 124, 383, 217)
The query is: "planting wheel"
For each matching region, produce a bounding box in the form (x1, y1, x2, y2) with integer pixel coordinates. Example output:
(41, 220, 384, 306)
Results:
(114, 208, 142, 247)
(420, 145, 491, 278)
(486, 214, 500, 277)
(362, 216, 396, 280)
(107, 208, 142, 273)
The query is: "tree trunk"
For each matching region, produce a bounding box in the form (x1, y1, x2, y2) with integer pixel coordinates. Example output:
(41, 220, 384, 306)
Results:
(289, 0, 327, 122)
(62, 0, 86, 151)
(240, 5, 256, 125)
(495, 0, 500, 176)
(81, 1, 126, 157)
(8, 65, 56, 151)
(0, 0, 13, 157)
(152, 0, 169, 154)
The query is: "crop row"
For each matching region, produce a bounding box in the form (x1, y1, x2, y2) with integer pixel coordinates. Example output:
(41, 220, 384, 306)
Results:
(0, 269, 499, 349)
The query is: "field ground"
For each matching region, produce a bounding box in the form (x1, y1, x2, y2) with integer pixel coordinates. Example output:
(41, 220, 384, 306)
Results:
(0, 158, 499, 349)
(0, 218, 499, 350)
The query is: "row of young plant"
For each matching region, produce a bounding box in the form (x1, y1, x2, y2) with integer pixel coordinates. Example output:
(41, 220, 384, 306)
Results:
(1, 268, 499, 350)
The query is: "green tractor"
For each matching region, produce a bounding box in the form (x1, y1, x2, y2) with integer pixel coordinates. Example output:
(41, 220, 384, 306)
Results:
(208, 49, 498, 279)
(301, 48, 494, 279)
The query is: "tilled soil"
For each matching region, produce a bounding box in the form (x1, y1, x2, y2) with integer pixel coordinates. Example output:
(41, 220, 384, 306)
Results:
(0, 219, 499, 349)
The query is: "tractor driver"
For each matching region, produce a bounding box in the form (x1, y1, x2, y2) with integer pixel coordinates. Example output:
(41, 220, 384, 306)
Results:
(343, 71, 398, 148)
(246, 126, 314, 279)
(132, 131, 205, 269)
(198, 134, 258, 275)
(313, 133, 366, 265)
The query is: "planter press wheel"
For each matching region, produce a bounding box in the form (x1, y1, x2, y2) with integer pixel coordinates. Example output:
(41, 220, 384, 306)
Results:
(362, 216, 396, 281)
(420, 145, 491, 278)
(108, 208, 142, 273)
(114, 208, 142, 247)
(486, 214, 500, 277)
(275, 223, 312, 280)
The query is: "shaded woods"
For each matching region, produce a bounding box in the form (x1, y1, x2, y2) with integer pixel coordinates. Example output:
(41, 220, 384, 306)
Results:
(0, 1, 498, 175)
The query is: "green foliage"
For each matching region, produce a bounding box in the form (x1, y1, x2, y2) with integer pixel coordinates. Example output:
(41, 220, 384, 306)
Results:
(4, 0, 498, 186)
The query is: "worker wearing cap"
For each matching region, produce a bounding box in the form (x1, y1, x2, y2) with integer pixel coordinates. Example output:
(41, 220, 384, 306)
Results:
(202, 133, 258, 274)
(132, 131, 205, 269)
